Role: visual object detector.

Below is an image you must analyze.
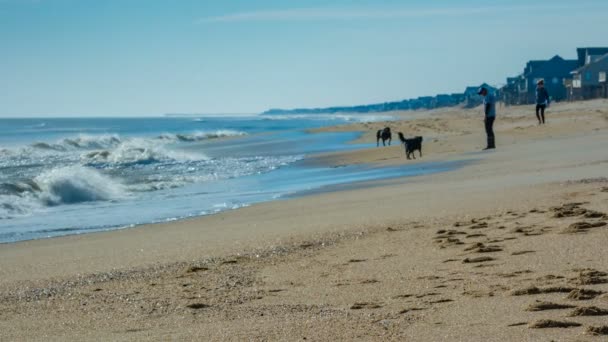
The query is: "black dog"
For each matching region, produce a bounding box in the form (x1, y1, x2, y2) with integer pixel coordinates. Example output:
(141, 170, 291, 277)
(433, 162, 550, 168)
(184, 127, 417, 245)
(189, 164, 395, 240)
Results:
(398, 132, 423, 160)
(376, 127, 392, 147)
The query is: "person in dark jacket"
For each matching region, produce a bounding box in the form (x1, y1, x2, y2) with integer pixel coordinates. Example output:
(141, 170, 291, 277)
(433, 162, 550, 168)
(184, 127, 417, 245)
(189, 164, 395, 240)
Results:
(535, 80, 550, 124)
(478, 87, 496, 150)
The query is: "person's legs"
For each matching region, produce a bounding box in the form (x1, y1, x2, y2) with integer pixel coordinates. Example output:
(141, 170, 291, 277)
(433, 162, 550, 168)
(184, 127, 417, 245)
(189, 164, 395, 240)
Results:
(540, 105, 546, 124)
(535, 105, 542, 124)
(484, 117, 495, 149)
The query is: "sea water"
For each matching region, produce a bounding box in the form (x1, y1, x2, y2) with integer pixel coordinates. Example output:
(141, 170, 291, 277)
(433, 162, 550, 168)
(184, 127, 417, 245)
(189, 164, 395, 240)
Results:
(0, 114, 461, 243)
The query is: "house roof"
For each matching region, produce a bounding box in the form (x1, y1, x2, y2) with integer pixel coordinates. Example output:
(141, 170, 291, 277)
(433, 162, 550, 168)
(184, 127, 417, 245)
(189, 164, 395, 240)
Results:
(571, 53, 608, 74)
(523, 55, 578, 78)
(577, 47, 608, 66)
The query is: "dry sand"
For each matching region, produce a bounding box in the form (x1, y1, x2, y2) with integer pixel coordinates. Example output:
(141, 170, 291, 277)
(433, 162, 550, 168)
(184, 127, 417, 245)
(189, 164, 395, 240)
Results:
(1, 99, 608, 341)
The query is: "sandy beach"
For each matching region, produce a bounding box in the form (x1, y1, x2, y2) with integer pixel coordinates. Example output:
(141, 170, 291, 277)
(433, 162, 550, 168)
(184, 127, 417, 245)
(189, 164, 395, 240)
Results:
(1, 100, 608, 341)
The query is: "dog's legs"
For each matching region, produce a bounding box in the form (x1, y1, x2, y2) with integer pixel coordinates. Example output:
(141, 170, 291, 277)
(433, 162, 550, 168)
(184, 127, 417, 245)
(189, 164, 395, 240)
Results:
(419, 147, 422, 158)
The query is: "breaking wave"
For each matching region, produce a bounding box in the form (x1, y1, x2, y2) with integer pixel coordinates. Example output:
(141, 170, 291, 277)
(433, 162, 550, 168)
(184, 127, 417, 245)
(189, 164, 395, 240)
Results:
(30, 134, 122, 152)
(157, 130, 247, 142)
(0, 166, 126, 219)
(80, 138, 205, 167)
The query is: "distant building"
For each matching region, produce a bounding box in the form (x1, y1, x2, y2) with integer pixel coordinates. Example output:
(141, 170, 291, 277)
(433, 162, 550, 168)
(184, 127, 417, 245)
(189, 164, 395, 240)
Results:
(450, 93, 465, 105)
(435, 94, 457, 107)
(500, 76, 525, 106)
(568, 53, 608, 100)
(417, 96, 435, 109)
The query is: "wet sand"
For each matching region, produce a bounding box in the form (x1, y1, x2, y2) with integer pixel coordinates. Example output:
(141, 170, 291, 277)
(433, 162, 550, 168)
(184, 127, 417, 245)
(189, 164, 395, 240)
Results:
(1, 100, 608, 341)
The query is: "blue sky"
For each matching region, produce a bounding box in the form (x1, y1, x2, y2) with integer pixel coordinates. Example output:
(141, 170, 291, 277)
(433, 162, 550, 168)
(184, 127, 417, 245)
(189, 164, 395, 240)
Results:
(1, 0, 607, 117)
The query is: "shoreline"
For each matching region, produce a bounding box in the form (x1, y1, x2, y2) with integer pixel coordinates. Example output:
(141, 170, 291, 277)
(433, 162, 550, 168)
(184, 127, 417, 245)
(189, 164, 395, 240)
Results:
(2, 100, 608, 340)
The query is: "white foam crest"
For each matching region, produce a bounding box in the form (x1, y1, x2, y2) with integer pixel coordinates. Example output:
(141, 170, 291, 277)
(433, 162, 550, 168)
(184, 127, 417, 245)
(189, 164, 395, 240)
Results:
(34, 166, 127, 206)
(0, 194, 41, 219)
(60, 134, 122, 150)
(82, 138, 207, 166)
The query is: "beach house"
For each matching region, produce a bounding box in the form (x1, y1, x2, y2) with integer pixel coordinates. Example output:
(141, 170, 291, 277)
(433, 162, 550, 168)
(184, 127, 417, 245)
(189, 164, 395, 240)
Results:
(501, 76, 525, 106)
(568, 53, 608, 100)
(516, 55, 578, 104)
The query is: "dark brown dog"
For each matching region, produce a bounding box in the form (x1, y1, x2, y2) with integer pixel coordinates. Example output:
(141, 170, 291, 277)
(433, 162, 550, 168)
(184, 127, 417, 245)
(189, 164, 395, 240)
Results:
(376, 127, 392, 147)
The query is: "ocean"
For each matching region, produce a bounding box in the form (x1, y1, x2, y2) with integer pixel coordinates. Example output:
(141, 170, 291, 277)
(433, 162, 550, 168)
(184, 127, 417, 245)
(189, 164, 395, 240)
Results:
(0, 114, 460, 243)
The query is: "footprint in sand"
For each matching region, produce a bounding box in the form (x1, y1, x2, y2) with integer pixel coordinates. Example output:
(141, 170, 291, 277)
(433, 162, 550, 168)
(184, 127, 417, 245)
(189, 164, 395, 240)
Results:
(462, 290, 495, 298)
(428, 298, 453, 304)
(511, 250, 536, 256)
(567, 288, 604, 300)
(507, 322, 528, 327)
(434, 237, 465, 248)
(465, 233, 486, 239)
(528, 319, 581, 329)
(562, 221, 607, 234)
(469, 222, 489, 229)
(551, 203, 589, 218)
(267, 289, 286, 293)
(569, 269, 608, 285)
(464, 243, 502, 253)
(436, 229, 466, 236)
(350, 302, 383, 310)
(398, 307, 425, 314)
(462, 256, 495, 264)
(525, 301, 575, 311)
(415, 292, 440, 298)
(186, 303, 210, 310)
(569, 306, 608, 316)
(511, 285, 575, 296)
(347, 258, 367, 264)
(584, 210, 608, 219)
(496, 270, 533, 279)
(586, 325, 608, 336)
(392, 294, 414, 299)
(442, 258, 460, 263)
